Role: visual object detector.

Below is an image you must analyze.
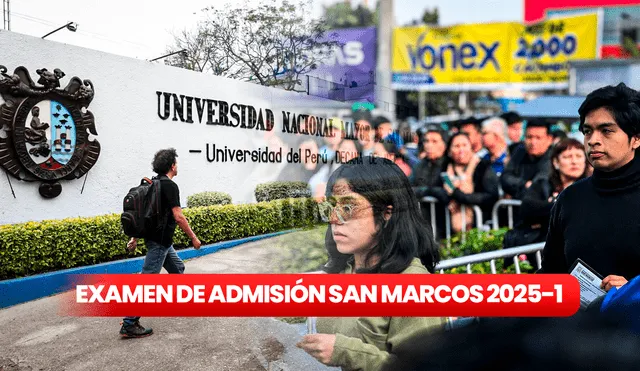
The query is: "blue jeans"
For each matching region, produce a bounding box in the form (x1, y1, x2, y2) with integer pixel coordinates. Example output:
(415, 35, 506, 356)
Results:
(123, 240, 185, 326)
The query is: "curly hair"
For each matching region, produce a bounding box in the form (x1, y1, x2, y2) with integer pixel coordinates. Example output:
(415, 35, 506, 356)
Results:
(152, 148, 178, 175)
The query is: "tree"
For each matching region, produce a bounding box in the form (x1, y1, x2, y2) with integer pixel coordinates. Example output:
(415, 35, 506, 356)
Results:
(323, 2, 378, 29)
(165, 0, 337, 92)
(406, 7, 439, 26)
(622, 36, 640, 58)
(422, 7, 439, 25)
(164, 26, 239, 78)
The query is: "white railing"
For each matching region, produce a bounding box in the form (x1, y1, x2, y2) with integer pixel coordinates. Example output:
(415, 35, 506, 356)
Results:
(435, 242, 545, 274)
(312, 243, 545, 275)
(420, 196, 484, 245)
(491, 199, 522, 230)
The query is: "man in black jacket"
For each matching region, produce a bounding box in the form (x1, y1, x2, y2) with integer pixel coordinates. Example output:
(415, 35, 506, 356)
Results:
(411, 126, 448, 203)
(540, 83, 640, 289)
(411, 127, 449, 238)
(500, 119, 553, 200)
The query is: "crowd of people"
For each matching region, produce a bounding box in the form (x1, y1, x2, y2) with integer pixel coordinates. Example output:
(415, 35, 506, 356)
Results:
(294, 83, 640, 370)
(277, 94, 593, 251)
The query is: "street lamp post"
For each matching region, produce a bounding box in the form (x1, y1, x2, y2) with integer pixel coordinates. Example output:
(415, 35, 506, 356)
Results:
(42, 21, 78, 39)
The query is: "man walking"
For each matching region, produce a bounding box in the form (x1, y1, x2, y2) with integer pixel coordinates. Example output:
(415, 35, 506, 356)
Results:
(540, 83, 640, 289)
(120, 148, 202, 338)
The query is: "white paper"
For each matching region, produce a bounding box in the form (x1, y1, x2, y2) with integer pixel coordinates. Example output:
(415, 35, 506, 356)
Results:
(569, 262, 607, 309)
(306, 317, 317, 334)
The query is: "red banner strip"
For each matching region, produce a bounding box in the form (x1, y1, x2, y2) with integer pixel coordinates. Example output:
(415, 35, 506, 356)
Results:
(59, 274, 581, 317)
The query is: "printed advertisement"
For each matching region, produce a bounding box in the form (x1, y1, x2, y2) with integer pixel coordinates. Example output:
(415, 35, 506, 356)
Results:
(391, 13, 600, 91)
(307, 26, 377, 102)
(391, 22, 513, 90)
(511, 13, 599, 87)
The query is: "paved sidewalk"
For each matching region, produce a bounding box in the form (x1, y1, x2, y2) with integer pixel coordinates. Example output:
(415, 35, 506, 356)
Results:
(0, 236, 337, 371)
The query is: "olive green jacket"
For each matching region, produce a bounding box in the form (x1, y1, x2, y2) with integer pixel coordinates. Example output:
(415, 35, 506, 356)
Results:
(316, 258, 447, 371)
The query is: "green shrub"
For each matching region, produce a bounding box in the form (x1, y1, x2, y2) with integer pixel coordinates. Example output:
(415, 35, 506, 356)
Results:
(0, 198, 320, 280)
(187, 191, 232, 207)
(255, 181, 311, 202)
(439, 228, 534, 274)
(272, 224, 328, 273)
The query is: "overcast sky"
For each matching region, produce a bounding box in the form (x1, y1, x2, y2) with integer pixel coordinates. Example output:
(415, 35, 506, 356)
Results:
(6, 0, 522, 60)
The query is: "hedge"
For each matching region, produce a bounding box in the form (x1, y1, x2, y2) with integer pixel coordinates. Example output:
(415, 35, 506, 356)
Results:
(440, 228, 534, 274)
(0, 197, 319, 280)
(187, 191, 232, 207)
(255, 181, 311, 202)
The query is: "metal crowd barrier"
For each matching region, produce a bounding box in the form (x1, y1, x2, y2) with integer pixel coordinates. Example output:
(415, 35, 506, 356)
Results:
(491, 199, 522, 230)
(311, 242, 545, 274)
(435, 242, 545, 274)
(420, 196, 483, 245)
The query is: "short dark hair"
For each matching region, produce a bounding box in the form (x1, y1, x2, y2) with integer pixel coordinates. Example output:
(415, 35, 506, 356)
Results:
(425, 125, 449, 143)
(500, 111, 523, 126)
(552, 129, 568, 140)
(152, 148, 178, 175)
(352, 109, 373, 124)
(458, 116, 481, 131)
(372, 116, 391, 130)
(419, 125, 447, 154)
(578, 82, 640, 140)
(525, 118, 551, 135)
(324, 156, 440, 273)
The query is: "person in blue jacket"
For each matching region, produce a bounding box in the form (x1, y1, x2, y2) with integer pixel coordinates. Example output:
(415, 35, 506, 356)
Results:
(598, 275, 640, 333)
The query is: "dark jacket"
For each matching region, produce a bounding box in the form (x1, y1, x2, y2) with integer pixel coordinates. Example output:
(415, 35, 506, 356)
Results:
(500, 145, 552, 199)
(502, 176, 554, 252)
(600, 275, 640, 334)
(539, 154, 640, 280)
(508, 141, 522, 157)
(518, 176, 554, 232)
(411, 156, 448, 204)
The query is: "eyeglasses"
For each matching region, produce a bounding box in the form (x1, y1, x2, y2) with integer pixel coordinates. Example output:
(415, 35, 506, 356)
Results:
(317, 201, 372, 224)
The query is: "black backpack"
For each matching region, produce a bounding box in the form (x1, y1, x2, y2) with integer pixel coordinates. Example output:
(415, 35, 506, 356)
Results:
(121, 177, 162, 238)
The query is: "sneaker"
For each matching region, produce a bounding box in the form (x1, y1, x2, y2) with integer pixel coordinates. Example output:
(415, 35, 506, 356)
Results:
(119, 321, 153, 338)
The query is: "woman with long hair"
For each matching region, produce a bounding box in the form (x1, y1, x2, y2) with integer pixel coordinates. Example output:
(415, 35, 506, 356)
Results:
(297, 156, 445, 370)
(443, 132, 500, 233)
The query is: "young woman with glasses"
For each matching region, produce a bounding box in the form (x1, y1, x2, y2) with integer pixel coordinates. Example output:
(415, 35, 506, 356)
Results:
(297, 156, 446, 370)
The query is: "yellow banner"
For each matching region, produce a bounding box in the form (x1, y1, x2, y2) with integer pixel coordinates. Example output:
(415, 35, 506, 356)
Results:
(510, 13, 598, 85)
(391, 13, 599, 91)
(392, 22, 514, 87)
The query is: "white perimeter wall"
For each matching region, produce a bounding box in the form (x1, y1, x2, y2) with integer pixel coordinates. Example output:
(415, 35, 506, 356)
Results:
(0, 31, 342, 225)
